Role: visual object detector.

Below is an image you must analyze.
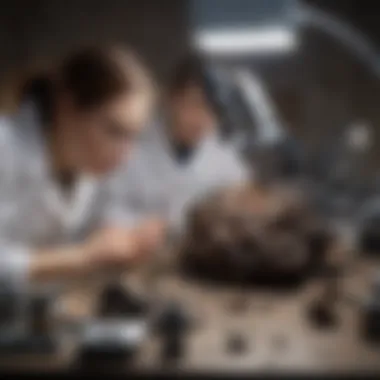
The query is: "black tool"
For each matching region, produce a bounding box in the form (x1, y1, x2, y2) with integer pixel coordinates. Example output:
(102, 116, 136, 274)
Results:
(156, 302, 192, 364)
(308, 300, 338, 328)
(78, 283, 149, 367)
(0, 281, 17, 326)
(0, 291, 57, 355)
(226, 332, 248, 355)
(97, 283, 149, 318)
(308, 264, 340, 329)
(358, 208, 380, 255)
(361, 273, 380, 345)
(29, 293, 52, 335)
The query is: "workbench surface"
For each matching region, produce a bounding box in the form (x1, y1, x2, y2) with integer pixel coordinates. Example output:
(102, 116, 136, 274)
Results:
(1, 257, 380, 374)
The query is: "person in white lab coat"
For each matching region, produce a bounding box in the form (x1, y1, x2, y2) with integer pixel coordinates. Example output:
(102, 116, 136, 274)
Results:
(0, 46, 165, 293)
(109, 55, 249, 235)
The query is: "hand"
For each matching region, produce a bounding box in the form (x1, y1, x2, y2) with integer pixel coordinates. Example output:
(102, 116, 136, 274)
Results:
(29, 220, 167, 283)
(85, 219, 166, 270)
(133, 218, 167, 254)
(85, 227, 143, 270)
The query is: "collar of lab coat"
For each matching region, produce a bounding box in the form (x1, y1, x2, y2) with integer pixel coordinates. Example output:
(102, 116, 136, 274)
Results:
(150, 118, 220, 173)
(12, 100, 98, 229)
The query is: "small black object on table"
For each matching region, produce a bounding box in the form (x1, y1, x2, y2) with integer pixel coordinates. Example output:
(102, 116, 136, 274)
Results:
(361, 273, 380, 345)
(307, 264, 341, 329)
(97, 283, 150, 318)
(155, 301, 193, 365)
(226, 332, 248, 355)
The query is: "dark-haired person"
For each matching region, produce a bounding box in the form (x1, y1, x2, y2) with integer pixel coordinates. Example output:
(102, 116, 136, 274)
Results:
(109, 55, 249, 235)
(0, 46, 165, 293)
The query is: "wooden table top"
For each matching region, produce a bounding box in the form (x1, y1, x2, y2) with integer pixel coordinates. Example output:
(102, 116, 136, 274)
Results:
(1, 254, 380, 374)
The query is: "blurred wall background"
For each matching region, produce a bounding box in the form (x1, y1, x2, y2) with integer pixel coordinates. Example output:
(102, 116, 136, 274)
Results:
(0, 0, 189, 101)
(0, 0, 379, 171)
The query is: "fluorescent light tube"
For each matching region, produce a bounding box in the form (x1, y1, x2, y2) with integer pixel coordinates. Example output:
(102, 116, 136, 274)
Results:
(193, 26, 297, 55)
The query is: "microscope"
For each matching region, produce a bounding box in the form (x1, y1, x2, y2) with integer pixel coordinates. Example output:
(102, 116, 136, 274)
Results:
(200, 62, 305, 186)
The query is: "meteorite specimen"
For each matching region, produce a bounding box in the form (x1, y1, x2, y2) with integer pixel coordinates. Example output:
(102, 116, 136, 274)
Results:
(180, 183, 333, 285)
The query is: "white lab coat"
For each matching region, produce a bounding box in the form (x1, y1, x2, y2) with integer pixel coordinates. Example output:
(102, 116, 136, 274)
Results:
(0, 101, 117, 292)
(106, 120, 249, 235)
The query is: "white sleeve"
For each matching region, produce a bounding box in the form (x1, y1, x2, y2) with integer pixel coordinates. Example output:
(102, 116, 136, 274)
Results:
(0, 244, 31, 292)
(0, 118, 33, 292)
